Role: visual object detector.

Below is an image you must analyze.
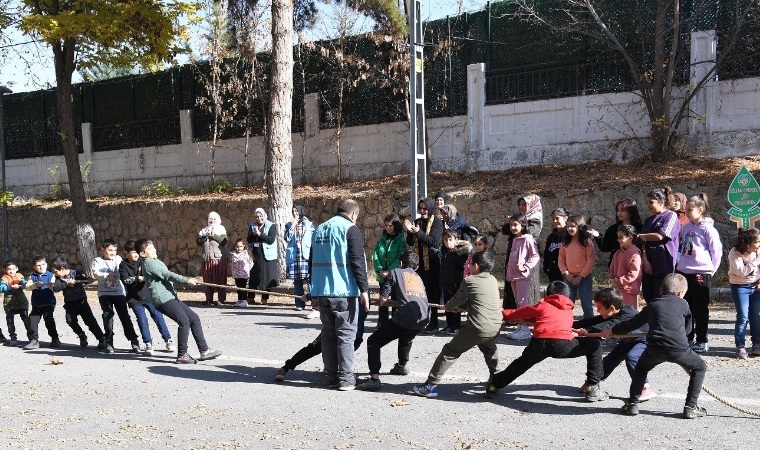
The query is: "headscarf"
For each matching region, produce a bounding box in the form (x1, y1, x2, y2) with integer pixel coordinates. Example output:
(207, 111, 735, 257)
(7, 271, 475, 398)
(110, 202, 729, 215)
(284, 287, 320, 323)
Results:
(519, 194, 543, 231)
(255, 207, 268, 223)
(293, 205, 306, 224)
(441, 204, 465, 229)
(200, 211, 227, 236)
(415, 197, 438, 268)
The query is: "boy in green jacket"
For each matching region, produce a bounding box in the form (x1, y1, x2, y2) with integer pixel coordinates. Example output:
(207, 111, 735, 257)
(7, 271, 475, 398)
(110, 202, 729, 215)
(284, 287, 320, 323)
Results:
(136, 239, 222, 364)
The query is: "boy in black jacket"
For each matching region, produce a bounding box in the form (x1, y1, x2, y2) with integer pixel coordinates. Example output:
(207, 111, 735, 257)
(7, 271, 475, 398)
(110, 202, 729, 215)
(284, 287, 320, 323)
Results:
(50, 256, 107, 349)
(437, 229, 471, 335)
(600, 273, 708, 419)
(573, 288, 655, 401)
(119, 240, 174, 355)
(356, 251, 429, 391)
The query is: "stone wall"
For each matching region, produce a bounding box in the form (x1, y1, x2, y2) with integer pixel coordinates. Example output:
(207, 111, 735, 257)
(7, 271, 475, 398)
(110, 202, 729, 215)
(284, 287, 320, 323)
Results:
(6, 181, 737, 284)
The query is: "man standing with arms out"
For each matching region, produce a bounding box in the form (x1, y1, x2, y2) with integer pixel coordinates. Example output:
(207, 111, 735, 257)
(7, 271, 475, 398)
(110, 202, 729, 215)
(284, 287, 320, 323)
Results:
(310, 199, 370, 391)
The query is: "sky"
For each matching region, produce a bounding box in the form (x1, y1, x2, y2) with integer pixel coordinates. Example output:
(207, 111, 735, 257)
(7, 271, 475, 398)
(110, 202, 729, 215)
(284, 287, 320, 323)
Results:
(0, 0, 486, 94)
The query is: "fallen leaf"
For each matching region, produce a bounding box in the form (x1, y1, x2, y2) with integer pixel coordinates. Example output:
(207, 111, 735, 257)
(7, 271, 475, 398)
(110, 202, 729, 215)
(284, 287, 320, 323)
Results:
(390, 398, 411, 407)
(50, 357, 64, 365)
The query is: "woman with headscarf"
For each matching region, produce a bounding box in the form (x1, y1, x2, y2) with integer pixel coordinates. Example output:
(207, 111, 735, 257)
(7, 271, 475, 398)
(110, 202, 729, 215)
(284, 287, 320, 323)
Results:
(404, 197, 443, 333)
(501, 194, 544, 309)
(285, 205, 314, 311)
(247, 207, 279, 304)
(440, 204, 479, 242)
(196, 211, 229, 306)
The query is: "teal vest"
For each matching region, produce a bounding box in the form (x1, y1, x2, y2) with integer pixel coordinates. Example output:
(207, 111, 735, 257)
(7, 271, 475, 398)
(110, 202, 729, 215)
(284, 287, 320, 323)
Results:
(251, 220, 278, 261)
(310, 215, 360, 297)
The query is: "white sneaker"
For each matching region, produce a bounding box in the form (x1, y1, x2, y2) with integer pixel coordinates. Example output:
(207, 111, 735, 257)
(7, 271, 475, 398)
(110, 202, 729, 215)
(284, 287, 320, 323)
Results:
(144, 342, 154, 356)
(304, 309, 320, 320)
(235, 300, 249, 308)
(507, 326, 532, 340)
(165, 339, 176, 352)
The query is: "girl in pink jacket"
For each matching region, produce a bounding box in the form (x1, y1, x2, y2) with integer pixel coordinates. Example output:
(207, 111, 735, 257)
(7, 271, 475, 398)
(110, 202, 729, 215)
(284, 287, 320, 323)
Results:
(609, 224, 643, 309)
(505, 213, 540, 340)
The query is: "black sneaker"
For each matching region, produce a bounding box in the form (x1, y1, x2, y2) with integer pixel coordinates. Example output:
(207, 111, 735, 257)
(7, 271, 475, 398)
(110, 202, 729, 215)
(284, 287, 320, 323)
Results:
(484, 378, 500, 399)
(175, 353, 198, 364)
(49, 338, 61, 348)
(356, 378, 382, 391)
(389, 363, 409, 376)
(621, 401, 640, 416)
(0, 334, 7, 343)
(79, 334, 88, 348)
(683, 404, 707, 419)
(97, 337, 107, 350)
(328, 378, 340, 389)
(130, 340, 141, 353)
(423, 327, 439, 334)
(584, 384, 608, 402)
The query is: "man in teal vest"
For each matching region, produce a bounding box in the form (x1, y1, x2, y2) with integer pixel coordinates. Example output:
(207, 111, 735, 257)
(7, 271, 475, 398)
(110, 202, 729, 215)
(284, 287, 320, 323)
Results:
(310, 198, 370, 391)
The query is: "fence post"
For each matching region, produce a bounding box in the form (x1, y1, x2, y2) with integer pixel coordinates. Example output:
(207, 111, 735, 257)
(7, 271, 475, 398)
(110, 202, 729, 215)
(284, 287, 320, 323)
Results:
(303, 93, 320, 183)
(467, 63, 486, 159)
(179, 109, 196, 176)
(689, 30, 717, 135)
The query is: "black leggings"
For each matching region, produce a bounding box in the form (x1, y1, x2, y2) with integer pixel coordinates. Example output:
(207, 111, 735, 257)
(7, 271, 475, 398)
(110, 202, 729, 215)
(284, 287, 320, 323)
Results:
(157, 299, 208, 356)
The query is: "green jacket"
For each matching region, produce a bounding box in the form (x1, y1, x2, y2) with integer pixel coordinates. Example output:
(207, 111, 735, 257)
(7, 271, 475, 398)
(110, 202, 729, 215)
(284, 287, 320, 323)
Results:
(1, 273, 29, 311)
(142, 258, 190, 307)
(372, 231, 407, 284)
(444, 272, 502, 337)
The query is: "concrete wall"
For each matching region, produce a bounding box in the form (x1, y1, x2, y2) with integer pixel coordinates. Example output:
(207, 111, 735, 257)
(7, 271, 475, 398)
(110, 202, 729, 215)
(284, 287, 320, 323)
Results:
(7, 31, 760, 198)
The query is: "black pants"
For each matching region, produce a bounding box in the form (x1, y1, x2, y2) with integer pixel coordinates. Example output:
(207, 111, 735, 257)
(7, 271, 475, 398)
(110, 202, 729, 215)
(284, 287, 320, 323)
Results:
(421, 272, 441, 330)
(367, 320, 421, 374)
(283, 333, 363, 371)
(29, 305, 58, 340)
(681, 272, 711, 344)
(6, 309, 31, 340)
(492, 337, 603, 389)
(99, 295, 138, 344)
(641, 272, 667, 304)
(442, 289, 461, 330)
(157, 299, 208, 356)
(630, 346, 706, 407)
(234, 278, 248, 301)
(64, 300, 105, 340)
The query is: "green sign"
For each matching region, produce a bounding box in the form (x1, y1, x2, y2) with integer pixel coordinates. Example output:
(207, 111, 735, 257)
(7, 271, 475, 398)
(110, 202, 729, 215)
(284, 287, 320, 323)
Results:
(727, 165, 760, 228)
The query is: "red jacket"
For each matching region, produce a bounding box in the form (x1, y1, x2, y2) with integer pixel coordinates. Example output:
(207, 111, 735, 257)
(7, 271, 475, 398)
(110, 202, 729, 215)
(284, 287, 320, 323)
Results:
(502, 294, 575, 340)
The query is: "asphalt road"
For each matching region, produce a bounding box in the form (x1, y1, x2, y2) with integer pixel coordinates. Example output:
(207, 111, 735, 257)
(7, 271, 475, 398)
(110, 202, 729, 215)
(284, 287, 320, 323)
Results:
(1, 292, 758, 449)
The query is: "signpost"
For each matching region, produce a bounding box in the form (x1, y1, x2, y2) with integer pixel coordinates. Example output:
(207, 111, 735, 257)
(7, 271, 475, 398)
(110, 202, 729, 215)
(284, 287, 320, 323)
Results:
(727, 165, 760, 228)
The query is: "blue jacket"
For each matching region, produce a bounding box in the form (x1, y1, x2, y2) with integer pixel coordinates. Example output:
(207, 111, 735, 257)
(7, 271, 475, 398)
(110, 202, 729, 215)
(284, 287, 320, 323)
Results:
(310, 214, 368, 297)
(285, 218, 314, 264)
(29, 271, 56, 307)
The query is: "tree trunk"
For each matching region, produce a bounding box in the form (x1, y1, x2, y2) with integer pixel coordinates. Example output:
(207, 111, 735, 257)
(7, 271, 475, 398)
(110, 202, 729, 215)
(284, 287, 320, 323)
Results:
(266, 0, 294, 280)
(54, 38, 97, 275)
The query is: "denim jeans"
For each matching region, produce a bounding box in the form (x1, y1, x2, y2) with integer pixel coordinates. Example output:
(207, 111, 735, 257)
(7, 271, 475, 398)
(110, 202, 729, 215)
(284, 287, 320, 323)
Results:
(131, 302, 172, 344)
(731, 283, 760, 348)
(319, 296, 359, 383)
(565, 274, 594, 318)
(602, 338, 649, 384)
(293, 279, 311, 309)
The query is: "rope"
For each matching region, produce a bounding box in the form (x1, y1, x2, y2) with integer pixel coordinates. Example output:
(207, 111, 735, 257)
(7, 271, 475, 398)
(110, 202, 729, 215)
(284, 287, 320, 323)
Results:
(701, 384, 760, 417)
(197, 282, 295, 299)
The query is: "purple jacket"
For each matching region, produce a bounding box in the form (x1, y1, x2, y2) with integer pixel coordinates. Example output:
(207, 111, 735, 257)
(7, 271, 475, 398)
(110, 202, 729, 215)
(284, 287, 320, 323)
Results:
(676, 218, 722, 275)
(642, 210, 680, 275)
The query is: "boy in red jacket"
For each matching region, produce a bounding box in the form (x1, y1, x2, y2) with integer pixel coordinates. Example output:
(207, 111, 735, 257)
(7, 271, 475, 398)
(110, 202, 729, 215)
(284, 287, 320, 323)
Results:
(485, 280, 608, 402)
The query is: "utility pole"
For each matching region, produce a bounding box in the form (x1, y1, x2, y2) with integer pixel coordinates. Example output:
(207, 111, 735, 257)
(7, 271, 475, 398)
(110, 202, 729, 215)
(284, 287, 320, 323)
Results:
(409, 0, 427, 217)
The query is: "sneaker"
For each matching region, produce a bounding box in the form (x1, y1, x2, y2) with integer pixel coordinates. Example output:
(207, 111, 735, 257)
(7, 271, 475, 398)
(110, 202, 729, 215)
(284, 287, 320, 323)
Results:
(234, 300, 249, 308)
(165, 339, 176, 352)
(0, 334, 6, 343)
(507, 327, 532, 340)
(737, 347, 749, 360)
(328, 378, 340, 389)
(144, 342, 153, 356)
(690, 342, 708, 353)
(445, 327, 458, 336)
(274, 368, 287, 382)
(639, 384, 657, 402)
(423, 327, 439, 335)
(49, 338, 61, 348)
(578, 381, 589, 394)
(7, 339, 19, 347)
(304, 309, 319, 319)
(413, 383, 438, 398)
(356, 378, 382, 391)
(621, 400, 640, 416)
(438, 326, 452, 335)
(175, 353, 198, 364)
(97, 337, 107, 350)
(23, 339, 39, 350)
(294, 306, 304, 311)
(105, 344, 115, 354)
(131, 340, 141, 353)
(198, 348, 222, 361)
(389, 363, 409, 376)
(584, 384, 608, 402)
(79, 334, 88, 348)
(338, 380, 355, 391)
(751, 344, 760, 356)
(484, 379, 500, 399)
(683, 404, 707, 419)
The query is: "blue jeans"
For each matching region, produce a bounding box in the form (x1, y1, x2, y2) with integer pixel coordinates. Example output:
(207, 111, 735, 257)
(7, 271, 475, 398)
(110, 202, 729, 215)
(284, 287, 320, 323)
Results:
(565, 275, 593, 318)
(602, 338, 649, 384)
(319, 296, 359, 383)
(130, 302, 172, 344)
(731, 283, 760, 348)
(293, 279, 311, 309)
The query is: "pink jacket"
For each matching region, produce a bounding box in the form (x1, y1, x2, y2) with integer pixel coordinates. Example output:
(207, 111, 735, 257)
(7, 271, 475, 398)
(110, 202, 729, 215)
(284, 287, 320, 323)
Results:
(609, 245, 642, 295)
(506, 235, 540, 282)
(559, 238, 596, 277)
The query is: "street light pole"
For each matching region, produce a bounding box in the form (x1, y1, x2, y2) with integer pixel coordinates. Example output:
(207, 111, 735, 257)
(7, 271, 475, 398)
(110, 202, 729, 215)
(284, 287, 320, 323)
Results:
(0, 86, 13, 262)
